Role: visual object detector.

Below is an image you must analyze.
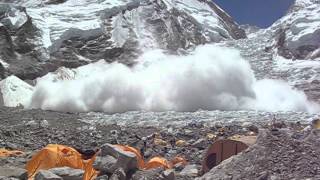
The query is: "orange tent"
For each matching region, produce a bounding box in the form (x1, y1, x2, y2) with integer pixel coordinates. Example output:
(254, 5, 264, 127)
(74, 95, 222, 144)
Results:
(26, 144, 186, 180)
(144, 157, 171, 169)
(0, 148, 24, 157)
(26, 144, 97, 180)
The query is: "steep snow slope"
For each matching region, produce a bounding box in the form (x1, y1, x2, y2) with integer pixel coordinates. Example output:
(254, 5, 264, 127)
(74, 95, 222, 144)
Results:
(221, 0, 320, 103)
(270, 0, 320, 59)
(0, 0, 245, 80)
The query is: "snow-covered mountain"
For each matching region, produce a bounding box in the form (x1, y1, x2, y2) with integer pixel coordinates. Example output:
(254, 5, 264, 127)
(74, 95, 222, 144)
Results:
(270, 0, 320, 60)
(0, 0, 320, 111)
(222, 0, 320, 103)
(0, 0, 245, 80)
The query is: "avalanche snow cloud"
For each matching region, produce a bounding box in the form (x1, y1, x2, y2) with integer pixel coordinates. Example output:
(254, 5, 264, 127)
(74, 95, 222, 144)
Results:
(28, 45, 319, 113)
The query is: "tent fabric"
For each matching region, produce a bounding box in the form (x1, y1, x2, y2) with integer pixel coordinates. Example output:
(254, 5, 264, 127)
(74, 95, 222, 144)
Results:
(0, 148, 24, 157)
(144, 157, 171, 169)
(202, 139, 249, 173)
(26, 144, 98, 180)
(26, 144, 186, 179)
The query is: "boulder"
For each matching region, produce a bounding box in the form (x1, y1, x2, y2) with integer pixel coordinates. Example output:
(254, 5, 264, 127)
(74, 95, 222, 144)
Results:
(93, 155, 117, 174)
(109, 168, 126, 180)
(192, 138, 207, 149)
(0, 167, 28, 180)
(179, 164, 199, 177)
(49, 167, 84, 180)
(40, 120, 50, 128)
(100, 144, 138, 173)
(35, 170, 62, 180)
(131, 168, 163, 180)
(161, 170, 175, 180)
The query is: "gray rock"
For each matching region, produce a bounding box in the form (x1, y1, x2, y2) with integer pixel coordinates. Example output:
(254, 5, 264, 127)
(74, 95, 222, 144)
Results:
(173, 162, 185, 171)
(93, 155, 117, 174)
(0, 167, 28, 180)
(40, 120, 50, 128)
(109, 168, 126, 180)
(35, 170, 62, 180)
(161, 170, 175, 180)
(95, 175, 109, 180)
(257, 171, 269, 180)
(192, 138, 206, 149)
(131, 168, 163, 180)
(49, 167, 84, 180)
(4, 143, 18, 150)
(241, 122, 253, 128)
(247, 125, 259, 134)
(179, 164, 199, 177)
(101, 143, 138, 173)
(0, 177, 19, 180)
(25, 120, 38, 127)
(241, 122, 259, 133)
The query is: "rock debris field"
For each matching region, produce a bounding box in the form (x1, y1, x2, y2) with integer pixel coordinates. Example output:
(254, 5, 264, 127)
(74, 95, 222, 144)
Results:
(0, 107, 319, 180)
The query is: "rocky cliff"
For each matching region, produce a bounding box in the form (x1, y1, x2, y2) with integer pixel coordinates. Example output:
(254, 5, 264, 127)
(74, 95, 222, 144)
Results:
(0, 0, 245, 80)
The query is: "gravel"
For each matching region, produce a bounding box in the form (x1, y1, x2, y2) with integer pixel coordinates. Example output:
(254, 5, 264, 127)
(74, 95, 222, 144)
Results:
(0, 107, 319, 179)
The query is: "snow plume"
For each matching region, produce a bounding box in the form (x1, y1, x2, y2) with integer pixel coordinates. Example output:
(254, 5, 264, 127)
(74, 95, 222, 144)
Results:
(28, 45, 320, 113)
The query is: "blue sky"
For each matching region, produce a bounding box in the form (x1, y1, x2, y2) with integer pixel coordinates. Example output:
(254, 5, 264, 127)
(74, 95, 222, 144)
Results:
(214, 0, 294, 28)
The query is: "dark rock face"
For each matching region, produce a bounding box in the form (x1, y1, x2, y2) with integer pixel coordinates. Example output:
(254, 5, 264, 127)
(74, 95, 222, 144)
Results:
(0, 24, 15, 61)
(0, 3, 49, 80)
(275, 27, 320, 60)
(0, 0, 245, 80)
(44, 0, 68, 5)
(0, 90, 3, 107)
(200, 0, 246, 40)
